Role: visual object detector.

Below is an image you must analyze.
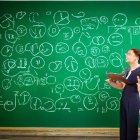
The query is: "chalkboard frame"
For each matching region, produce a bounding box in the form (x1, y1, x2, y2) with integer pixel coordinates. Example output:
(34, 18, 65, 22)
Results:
(0, 128, 140, 137)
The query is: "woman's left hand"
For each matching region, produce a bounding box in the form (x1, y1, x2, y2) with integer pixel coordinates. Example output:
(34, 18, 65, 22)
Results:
(137, 76, 140, 92)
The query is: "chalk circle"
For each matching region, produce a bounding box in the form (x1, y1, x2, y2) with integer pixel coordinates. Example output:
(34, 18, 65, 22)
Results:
(95, 56, 109, 68)
(48, 61, 62, 72)
(79, 68, 91, 80)
(108, 33, 123, 46)
(91, 46, 100, 56)
(55, 84, 64, 94)
(5, 29, 18, 44)
(83, 95, 97, 110)
(2, 78, 11, 90)
(112, 13, 127, 27)
(29, 22, 46, 38)
(39, 42, 53, 56)
(30, 56, 45, 69)
(48, 24, 60, 37)
(109, 52, 123, 67)
(15, 44, 25, 54)
(72, 42, 87, 57)
(1, 45, 13, 57)
(42, 98, 56, 112)
(92, 36, 105, 45)
(64, 56, 78, 72)
(100, 16, 108, 24)
(70, 95, 81, 103)
(63, 76, 82, 91)
(30, 97, 42, 110)
(55, 42, 69, 53)
(106, 97, 120, 111)
(99, 91, 110, 102)
(15, 73, 35, 87)
(16, 25, 27, 37)
(73, 27, 81, 34)
(60, 27, 73, 40)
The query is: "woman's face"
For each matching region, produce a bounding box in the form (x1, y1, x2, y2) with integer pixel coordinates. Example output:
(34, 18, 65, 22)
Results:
(125, 50, 139, 64)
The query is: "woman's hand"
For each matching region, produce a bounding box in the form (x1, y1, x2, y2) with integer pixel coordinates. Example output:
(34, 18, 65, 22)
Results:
(105, 78, 113, 84)
(137, 76, 140, 92)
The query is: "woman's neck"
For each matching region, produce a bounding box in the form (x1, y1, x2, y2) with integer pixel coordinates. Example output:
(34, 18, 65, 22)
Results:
(129, 62, 140, 71)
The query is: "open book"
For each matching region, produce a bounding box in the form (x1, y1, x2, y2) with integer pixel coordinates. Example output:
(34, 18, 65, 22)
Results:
(106, 73, 132, 85)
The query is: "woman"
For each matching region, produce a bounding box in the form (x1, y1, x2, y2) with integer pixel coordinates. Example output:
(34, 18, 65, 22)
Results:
(106, 48, 140, 140)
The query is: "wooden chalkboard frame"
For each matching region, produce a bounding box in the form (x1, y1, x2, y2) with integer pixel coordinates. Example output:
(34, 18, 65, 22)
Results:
(0, 128, 139, 137)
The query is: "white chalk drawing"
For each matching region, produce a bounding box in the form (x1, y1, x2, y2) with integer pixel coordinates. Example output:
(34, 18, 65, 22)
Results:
(48, 61, 62, 72)
(29, 12, 39, 23)
(64, 56, 78, 72)
(15, 44, 25, 54)
(46, 75, 56, 84)
(1, 10, 138, 114)
(102, 45, 110, 53)
(80, 17, 99, 30)
(71, 11, 85, 18)
(85, 76, 100, 91)
(42, 97, 56, 112)
(92, 36, 105, 46)
(135, 18, 140, 25)
(16, 58, 28, 69)
(5, 29, 18, 43)
(55, 84, 65, 94)
(72, 42, 87, 57)
(99, 91, 110, 102)
(30, 56, 45, 69)
(17, 91, 31, 105)
(53, 11, 70, 25)
(2, 59, 16, 75)
(83, 95, 98, 110)
(16, 25, 27, 37)
(109, 52, 124, 69)
(70, 95, 81, 103)
(2, 78, 12, 90)
(16, 11, 26, 20)
(55, 42, 69, 53)
(79, 32, 91, 46)
(29, 22, 46, 38)
(1, 45, 13, 57)
(73, 27, 81, 34)
(48, 24, 60, 37)
(30, 97, 42, 110)
(91, 46, 100, 56)
(100, 16, 108, 24)
(59, 26, 73, 40)
(0, 13, 15, 29)
(3, 91, 18, 112)
(39, 42, 53, 56)
(108, 33, 123, 46)
(14, 73, 35, 87)
(131, 26, 140, 35)
(63, 76, 82, 91)
(79, 68, 91, 80)
(55, 98, 71, 112)
(112, 13, 127, 27)
(25, 43, 40, 56)
(95, 56, 109, 68)
(106, 97, 120, 111)
(46, 11, 51, 16)
(85, 57, 95, 68)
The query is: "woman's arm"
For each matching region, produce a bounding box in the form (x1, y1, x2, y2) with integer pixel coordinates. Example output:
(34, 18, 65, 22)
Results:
(137, 76, 140, 92)
(105, 78, 125, 90)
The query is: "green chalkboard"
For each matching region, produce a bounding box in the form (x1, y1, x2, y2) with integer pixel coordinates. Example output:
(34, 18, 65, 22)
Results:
(0, 1, 140, 127)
